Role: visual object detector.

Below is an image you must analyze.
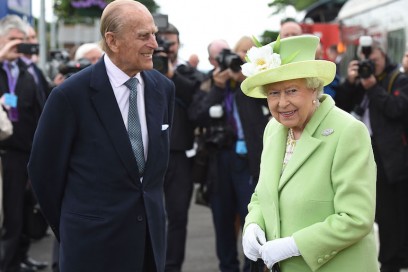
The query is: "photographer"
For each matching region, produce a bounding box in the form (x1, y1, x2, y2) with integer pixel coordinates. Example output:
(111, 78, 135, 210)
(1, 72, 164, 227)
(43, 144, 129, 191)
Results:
(189, 38, 269, 272)
(336, 37, 408, 272)
(155, 23, 203, 272)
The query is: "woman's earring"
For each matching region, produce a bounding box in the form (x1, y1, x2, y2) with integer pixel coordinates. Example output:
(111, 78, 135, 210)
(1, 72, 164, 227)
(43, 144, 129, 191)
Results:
(312, 100, 316, 104)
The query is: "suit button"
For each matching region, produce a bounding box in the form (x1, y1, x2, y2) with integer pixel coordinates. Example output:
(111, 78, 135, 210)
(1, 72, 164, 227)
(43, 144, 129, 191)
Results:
(137, 215, 144, 222)
(331, 251, 337, 255)
(317, 258, 323, 264)
(324, 255, 330, 259)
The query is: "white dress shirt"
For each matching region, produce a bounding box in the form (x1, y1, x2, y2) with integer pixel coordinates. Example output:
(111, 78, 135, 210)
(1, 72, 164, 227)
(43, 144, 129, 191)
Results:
(104, 54, 148, 161)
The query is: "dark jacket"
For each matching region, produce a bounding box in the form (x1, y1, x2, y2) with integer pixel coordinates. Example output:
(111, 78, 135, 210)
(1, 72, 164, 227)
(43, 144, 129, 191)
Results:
(190, 73, 269, 182)
(0, 58, 45, 153)
(170, 64, 201, 151)
(28, 58, 175, 272)
(336, 62, 408, 183)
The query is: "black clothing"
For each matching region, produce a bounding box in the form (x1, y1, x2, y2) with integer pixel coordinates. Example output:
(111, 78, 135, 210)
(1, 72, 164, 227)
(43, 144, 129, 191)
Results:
(0, 59, 47, 272)
(189, 73, 269, 272)
(336, 61, 408, 269)
(164, 63, 201, 272)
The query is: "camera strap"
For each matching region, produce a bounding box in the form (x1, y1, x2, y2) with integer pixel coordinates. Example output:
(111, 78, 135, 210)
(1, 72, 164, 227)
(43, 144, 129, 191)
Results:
(387, 69, 401, 94)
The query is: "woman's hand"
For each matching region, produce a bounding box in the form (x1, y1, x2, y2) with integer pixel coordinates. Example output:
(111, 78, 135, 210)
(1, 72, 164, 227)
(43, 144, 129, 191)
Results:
(259, 237, 300, 269)
(242, 223, 266, 261)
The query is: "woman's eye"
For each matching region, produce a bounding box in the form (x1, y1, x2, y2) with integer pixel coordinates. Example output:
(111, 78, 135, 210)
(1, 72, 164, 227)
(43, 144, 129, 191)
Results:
(268, 91, 279, 97)
(287, 89, 297, 95)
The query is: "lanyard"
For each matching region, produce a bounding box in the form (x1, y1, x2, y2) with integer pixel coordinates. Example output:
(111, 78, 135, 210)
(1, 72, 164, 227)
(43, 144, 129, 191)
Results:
(2, 61, 18, 94)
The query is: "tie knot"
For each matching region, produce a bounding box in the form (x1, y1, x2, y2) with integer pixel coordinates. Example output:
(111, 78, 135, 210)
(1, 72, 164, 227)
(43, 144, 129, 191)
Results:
(124, 77, 139, 91)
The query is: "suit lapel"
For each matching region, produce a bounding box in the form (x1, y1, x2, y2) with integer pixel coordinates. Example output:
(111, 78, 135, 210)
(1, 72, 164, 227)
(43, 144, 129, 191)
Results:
(141, 71, 164, 176)
(89, 59, 141, 182)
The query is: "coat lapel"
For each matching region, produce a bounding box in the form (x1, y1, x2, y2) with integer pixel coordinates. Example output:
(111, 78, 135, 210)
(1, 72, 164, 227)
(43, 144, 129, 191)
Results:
(278, 95, 335, 190)
(141, 71, 165, 177)
(89, 59, 141, 183)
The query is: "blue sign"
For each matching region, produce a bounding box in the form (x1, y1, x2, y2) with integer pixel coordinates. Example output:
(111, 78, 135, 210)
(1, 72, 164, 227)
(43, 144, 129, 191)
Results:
(7, 0, 31, 16)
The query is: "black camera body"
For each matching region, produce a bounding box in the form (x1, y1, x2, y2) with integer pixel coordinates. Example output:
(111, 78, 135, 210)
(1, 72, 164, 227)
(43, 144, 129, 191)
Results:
(17, 43, 39, 55)
(205, 105, 235, 148)
(216, 49, 243, 72)
(358, 59, 375, 79)
(357, 36, 374, 79)
(153, 36, 173, 74)
(58, 58, 91, 78)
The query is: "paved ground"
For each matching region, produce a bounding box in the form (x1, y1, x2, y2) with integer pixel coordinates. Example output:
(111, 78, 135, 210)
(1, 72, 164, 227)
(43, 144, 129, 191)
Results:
(29, 195, 246, 272)
(28, 197, 408, 272)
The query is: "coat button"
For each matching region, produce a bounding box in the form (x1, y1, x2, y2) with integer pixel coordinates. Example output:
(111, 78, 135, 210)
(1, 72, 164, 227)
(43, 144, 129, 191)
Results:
(317, 258, 323, 264)
(137, 215, 144, 222)
(324, 254, 330, 259)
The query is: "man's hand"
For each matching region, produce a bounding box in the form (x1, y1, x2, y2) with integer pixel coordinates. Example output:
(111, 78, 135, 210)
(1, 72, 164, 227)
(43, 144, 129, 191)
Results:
(213, 68, 231, 88)
(242, 223, 266, 261)
(0, 39, 22, 62)
(346, 60, 359, 84)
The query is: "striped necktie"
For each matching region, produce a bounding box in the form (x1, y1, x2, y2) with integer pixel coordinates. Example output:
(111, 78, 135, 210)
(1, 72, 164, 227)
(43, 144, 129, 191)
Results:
(124, 77, 145, 176)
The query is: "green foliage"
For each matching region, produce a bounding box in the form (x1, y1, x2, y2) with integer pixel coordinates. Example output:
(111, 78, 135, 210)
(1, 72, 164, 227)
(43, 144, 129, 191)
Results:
(268, 0, 318, 13)
(53, 0, 159, 24)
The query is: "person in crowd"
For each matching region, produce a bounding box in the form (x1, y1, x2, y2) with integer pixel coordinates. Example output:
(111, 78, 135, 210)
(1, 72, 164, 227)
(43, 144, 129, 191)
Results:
(326, 44, 343, 78)
(0, 14, 48, 272)
(189, 37, 269, 272)
(400, 50, 408, 75)
(315, 41, 339, 99)
(27, 1, 175, 272)
(279, 19, 302, 39)
(188, 53, 199, 69)
(156, 23, 202, 272)
(74, 42, 104, 64)
(0, 94, 13, 229)
(241, 34, 379, 272)
(336, 38, 408, 272)
(17, 22, 51, 272)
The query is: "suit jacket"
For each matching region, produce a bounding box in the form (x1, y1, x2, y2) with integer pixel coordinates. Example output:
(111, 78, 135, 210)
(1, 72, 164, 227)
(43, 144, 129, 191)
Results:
(28, 58, 175, 272)
(244, 95, 379, 272)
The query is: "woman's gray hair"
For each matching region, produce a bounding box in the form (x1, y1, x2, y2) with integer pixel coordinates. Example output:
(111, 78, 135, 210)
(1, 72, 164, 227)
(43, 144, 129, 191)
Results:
(305, 77, 324, 98)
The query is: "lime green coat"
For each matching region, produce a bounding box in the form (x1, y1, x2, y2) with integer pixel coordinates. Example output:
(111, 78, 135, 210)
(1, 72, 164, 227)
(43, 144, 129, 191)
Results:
(245, 95, 379, 272)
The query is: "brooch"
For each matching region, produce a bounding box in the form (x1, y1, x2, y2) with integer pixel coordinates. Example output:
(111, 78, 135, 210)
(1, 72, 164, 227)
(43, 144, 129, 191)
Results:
(322, 128, 334, 136)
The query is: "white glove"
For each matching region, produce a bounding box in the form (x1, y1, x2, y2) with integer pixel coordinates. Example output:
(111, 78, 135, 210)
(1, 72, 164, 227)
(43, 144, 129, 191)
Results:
(259, 236, 301, 269)
(242, 223, 267, 261)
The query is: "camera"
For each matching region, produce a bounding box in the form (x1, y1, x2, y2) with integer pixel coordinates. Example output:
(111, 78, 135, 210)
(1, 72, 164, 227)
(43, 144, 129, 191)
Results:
(17, 43, 39, 55)
(58, 58, 92, 78)
(357, 36, 375, 79)
(153, 35, 174, 75)
(216, 49, 244, 72)
(205, 105, 235, 148)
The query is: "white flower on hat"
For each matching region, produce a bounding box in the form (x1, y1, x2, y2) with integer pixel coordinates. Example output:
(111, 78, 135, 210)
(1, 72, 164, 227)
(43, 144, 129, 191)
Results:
(241, 45, 281, 76)
(241, 35, 299, 78)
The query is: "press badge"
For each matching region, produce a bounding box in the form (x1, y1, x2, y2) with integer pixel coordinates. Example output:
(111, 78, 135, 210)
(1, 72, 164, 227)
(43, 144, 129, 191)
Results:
(236, 140, 247, 155)
(4, 93, 17, 108)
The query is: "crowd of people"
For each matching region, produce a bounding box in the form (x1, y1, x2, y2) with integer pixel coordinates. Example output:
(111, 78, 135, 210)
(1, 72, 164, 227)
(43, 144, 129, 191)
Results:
(1, 0, 408, 272)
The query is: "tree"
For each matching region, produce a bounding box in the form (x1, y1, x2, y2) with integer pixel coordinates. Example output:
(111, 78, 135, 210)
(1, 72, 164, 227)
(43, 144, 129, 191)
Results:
(54, 0, 160, 23)
(267, 0, 319, 13)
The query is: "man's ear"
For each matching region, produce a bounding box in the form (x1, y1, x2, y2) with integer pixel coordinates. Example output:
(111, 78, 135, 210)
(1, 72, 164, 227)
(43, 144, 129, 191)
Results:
(105, 32, 119, 53)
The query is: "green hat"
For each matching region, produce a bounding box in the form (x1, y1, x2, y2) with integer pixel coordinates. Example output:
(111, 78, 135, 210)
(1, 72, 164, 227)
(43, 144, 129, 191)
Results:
(240, 35, 336, 98)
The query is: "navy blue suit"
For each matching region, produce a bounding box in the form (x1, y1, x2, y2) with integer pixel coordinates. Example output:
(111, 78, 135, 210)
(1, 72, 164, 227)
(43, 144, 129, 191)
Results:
(27, 58, 175, 272)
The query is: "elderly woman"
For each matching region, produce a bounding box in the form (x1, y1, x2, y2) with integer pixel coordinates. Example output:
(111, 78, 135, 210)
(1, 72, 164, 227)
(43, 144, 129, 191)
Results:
(241, 35, 379, 272)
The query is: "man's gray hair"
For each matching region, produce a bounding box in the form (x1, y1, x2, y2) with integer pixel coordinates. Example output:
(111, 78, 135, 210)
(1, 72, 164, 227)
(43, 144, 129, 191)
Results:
(0, 15, 27, 37)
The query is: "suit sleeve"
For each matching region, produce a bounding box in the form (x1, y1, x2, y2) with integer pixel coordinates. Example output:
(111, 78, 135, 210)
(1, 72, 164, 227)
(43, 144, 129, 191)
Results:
(27, 87, 77, 240)
(292, 120, 376, 271)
